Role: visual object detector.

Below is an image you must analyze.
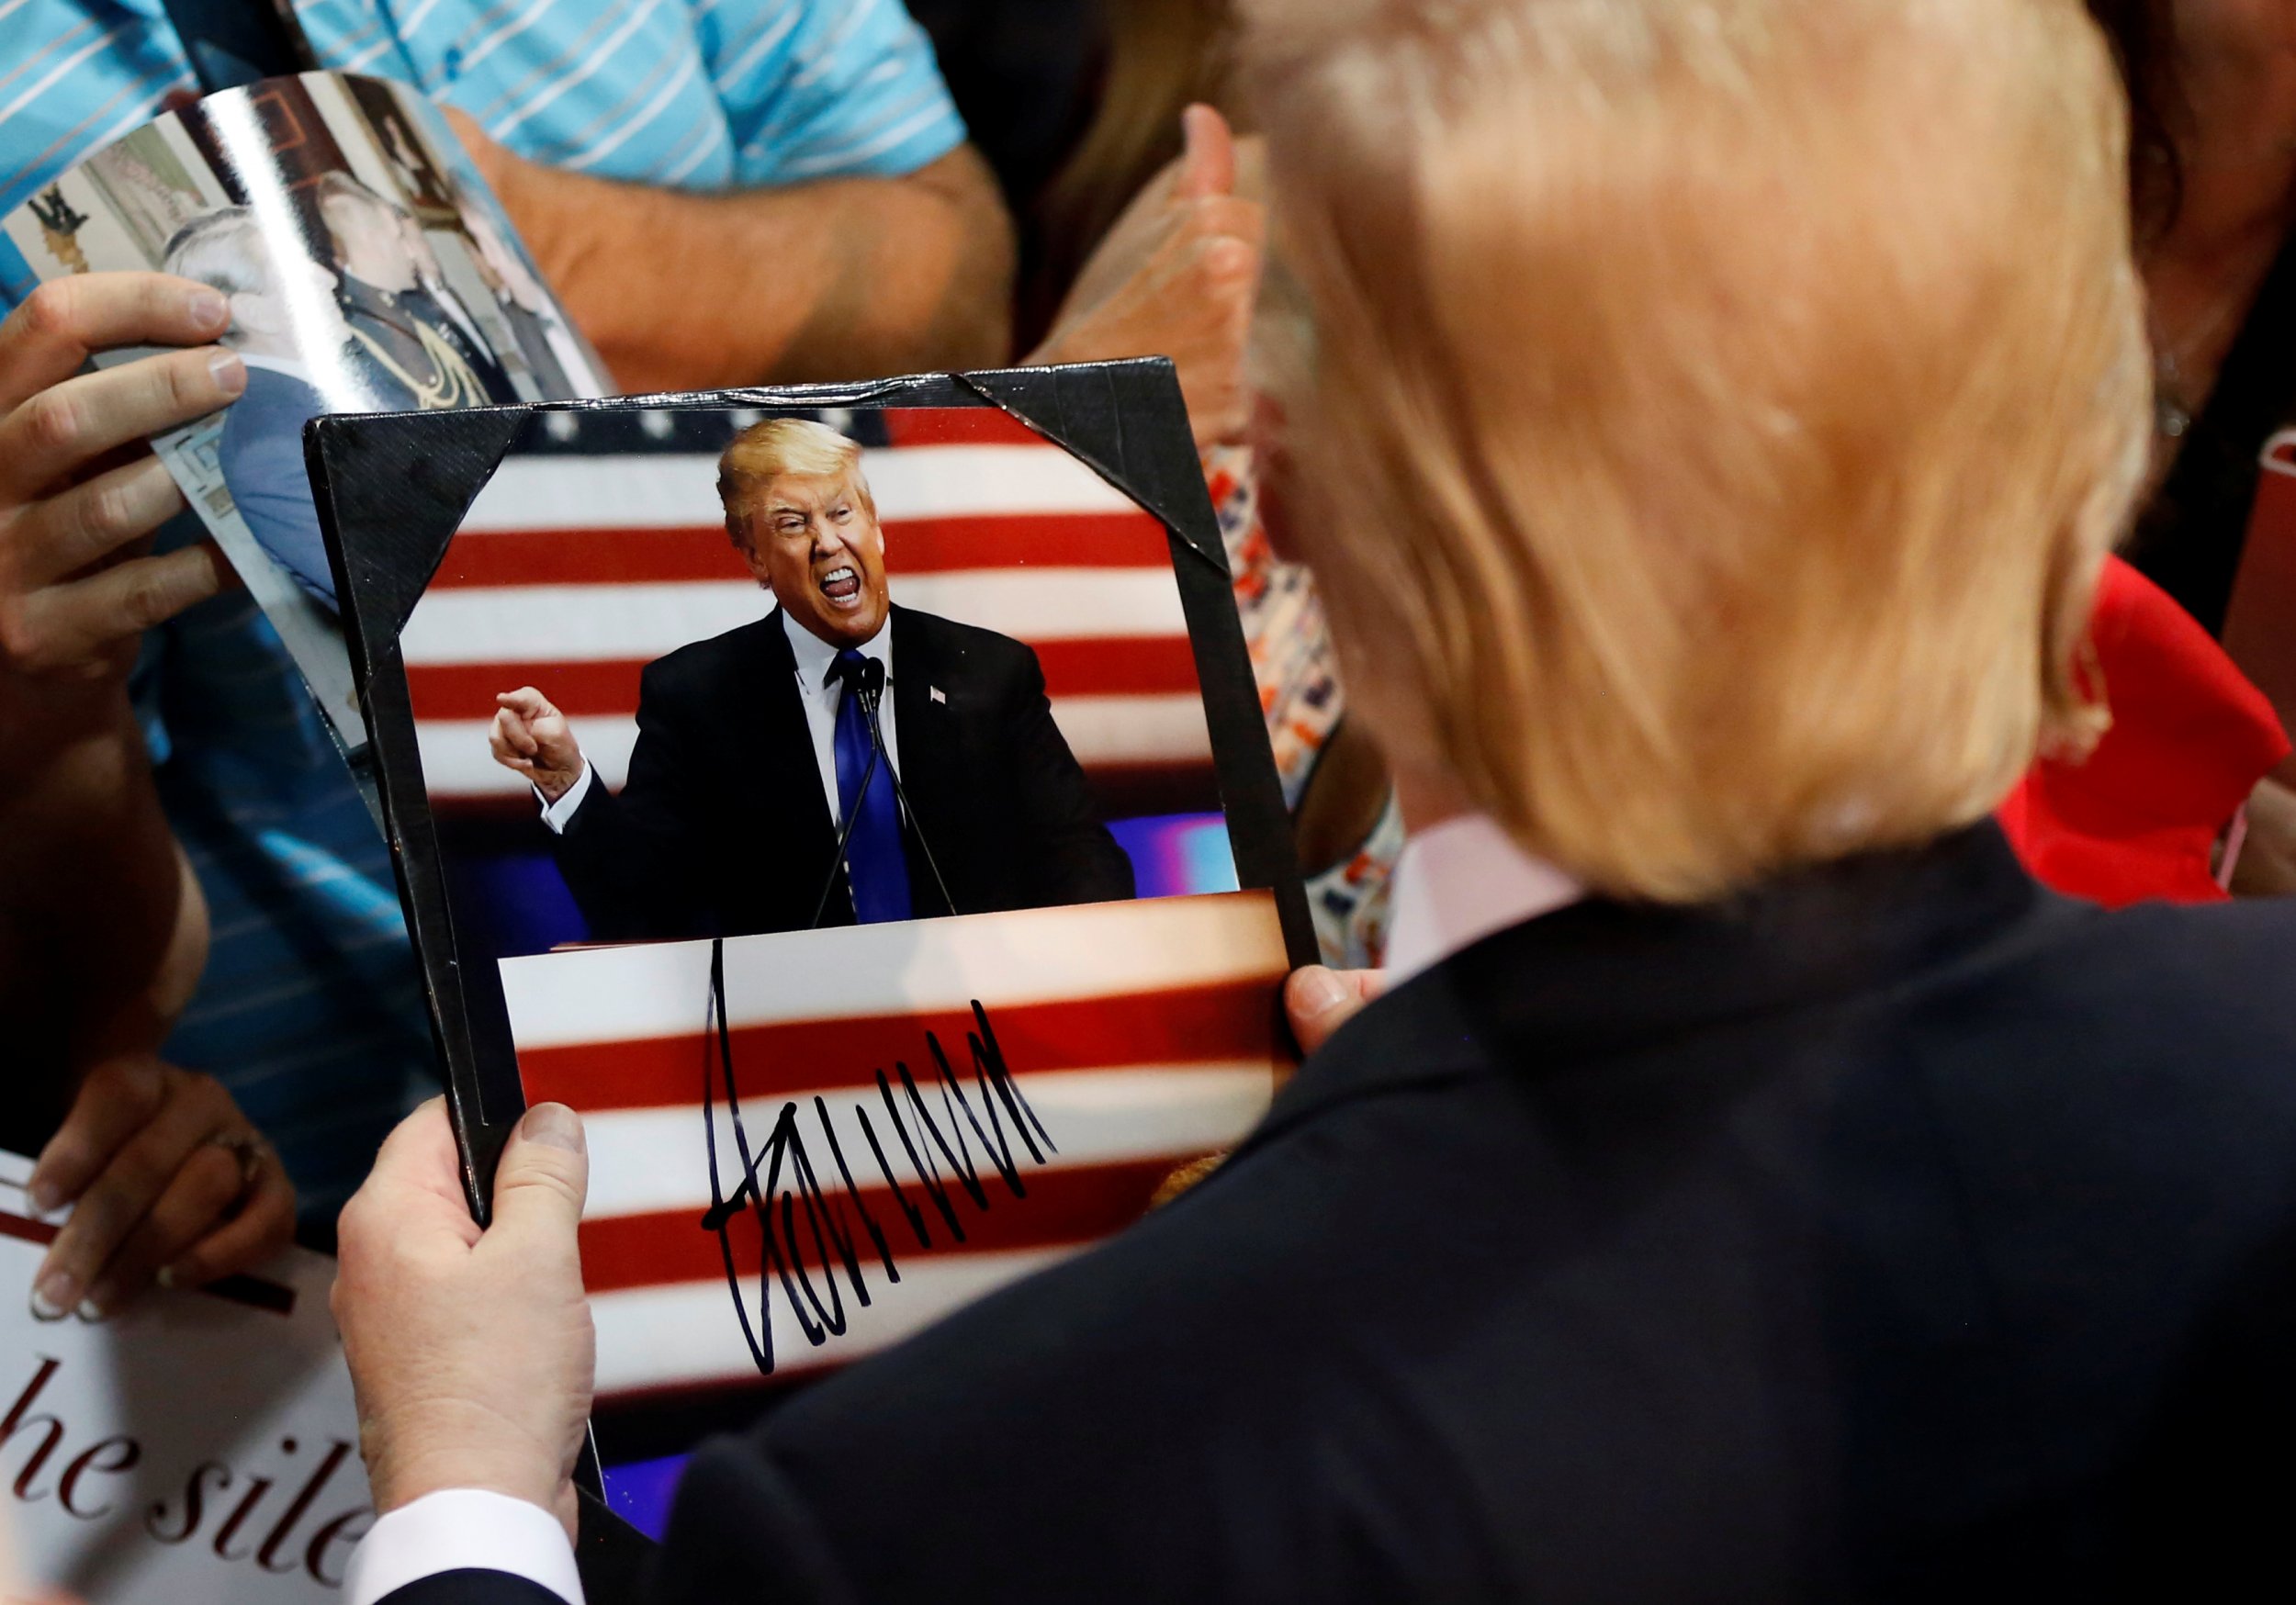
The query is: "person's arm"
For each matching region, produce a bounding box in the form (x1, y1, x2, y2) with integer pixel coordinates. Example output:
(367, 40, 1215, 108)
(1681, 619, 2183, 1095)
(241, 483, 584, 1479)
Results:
(0, 275, 295, 1312)
(452, 117, 1014, 392)
(492, 676, 711, 940)
(0, 276, 240, 1061)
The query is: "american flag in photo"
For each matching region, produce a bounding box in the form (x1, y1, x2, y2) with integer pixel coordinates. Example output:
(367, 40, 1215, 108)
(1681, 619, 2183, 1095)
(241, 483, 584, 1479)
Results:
(401, 407, 1221, 824)
(502, 892, 1292, 1455)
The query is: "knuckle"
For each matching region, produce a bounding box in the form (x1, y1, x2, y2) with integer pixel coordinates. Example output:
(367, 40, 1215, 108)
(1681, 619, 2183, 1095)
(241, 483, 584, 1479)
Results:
(503, 1154, 585, 1211)
(162, 352, 208, 414)
(78, 479, 133, 552)
(21, 388, 81, 457)
(118, 563, 179, 631)
(18, 280, 82, 345)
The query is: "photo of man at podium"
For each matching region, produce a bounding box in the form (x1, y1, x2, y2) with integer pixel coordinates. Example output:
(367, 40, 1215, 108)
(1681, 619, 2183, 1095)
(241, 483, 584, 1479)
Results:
(489, 417, 1136, 942)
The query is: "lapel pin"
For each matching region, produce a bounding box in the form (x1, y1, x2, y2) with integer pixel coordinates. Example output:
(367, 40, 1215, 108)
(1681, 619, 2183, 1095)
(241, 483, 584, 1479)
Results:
(930, 685, 947, 704)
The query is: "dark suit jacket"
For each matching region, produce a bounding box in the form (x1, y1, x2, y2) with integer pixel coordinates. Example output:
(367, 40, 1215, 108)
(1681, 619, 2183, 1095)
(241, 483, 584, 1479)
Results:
(552, 606, 1134, 940)
(387, 825, 2296, 1602)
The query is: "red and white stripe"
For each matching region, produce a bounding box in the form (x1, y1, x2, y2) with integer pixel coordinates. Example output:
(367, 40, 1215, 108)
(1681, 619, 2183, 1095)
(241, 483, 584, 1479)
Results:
(404, 410, 1216, 809)
(503, 891, 1293, 1403)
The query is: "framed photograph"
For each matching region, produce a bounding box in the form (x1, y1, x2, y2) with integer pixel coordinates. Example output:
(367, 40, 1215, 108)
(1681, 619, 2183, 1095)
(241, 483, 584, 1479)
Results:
(308, 364, 1315, 1465)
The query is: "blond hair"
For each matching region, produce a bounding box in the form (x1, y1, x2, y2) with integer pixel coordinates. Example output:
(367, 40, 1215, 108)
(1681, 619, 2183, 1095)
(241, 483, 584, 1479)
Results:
(717, 418, 873, 548)
(1244, 0, 2150, 902)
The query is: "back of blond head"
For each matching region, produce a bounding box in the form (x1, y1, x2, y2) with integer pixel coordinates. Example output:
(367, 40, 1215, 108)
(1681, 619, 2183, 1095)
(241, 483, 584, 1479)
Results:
(1244, 0, 2150, 901)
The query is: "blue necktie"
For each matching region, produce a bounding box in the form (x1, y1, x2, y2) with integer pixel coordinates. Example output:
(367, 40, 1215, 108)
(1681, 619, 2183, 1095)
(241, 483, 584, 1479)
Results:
(830, 650, 912, 924)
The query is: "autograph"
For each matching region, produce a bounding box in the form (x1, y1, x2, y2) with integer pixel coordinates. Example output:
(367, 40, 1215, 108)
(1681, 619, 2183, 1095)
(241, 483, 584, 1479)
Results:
(698, 938, 1057, 1375)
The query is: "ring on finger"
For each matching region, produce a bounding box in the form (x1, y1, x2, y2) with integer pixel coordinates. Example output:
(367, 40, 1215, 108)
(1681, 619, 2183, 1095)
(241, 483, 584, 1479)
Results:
(200, 1128, 272, 1198)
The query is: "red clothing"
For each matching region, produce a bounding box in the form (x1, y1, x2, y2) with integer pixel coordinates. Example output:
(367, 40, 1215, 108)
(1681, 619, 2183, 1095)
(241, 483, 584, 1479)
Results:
(1999, 556, 2290, 906)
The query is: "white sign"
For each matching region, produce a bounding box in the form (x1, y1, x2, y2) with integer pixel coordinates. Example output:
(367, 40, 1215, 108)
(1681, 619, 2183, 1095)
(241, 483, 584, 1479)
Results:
(1, 1152, 369, 1601)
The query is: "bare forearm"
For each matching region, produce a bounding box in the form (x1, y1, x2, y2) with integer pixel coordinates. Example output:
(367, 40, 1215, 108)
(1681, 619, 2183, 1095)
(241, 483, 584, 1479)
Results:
(490, 144, 1016, 390)
(0, 690, 203, 1070)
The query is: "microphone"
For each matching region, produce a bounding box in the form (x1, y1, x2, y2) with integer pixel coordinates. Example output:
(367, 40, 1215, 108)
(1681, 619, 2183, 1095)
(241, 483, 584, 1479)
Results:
(854, 656, 885, 717)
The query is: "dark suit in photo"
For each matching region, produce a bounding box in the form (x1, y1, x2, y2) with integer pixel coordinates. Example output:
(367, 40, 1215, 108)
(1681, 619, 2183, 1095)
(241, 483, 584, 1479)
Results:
(552, 604, 1135, 940)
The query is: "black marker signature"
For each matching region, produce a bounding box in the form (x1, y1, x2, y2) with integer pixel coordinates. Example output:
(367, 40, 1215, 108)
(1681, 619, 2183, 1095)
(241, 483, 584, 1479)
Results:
(698, 938, 1057, 1375)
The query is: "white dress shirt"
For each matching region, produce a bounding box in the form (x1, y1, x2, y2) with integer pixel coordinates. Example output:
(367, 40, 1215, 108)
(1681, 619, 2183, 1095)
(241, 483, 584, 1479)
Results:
(1377, 811, 1583, 984)
(345, 1488, 585, 1605)
(539, 610, 900, 835)
(345, 812, 1577, 1605)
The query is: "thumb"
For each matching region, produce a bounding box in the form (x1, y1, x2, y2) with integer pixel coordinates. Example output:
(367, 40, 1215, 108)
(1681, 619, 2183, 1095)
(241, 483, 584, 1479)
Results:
(1176, 103, 1236, 201)
(1285, 966, 1383, 1057)
(487, 1103, 588, 1247)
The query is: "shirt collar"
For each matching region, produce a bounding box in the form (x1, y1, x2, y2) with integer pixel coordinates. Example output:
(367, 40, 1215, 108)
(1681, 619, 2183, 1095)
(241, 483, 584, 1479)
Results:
(1244, 822, 2039, 1154)
(781, 608, 893, 693)
(1381, 813, 1583, 985)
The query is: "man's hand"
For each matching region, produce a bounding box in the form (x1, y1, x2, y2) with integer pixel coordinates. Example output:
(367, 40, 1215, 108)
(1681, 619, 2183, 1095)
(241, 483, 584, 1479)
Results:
(0, 275, 242, 713)
(490, 688, 585, 802)
(333, 1100, 595, 1539)
(27, 1059, 293, 1319)
(1285, 966, 1384, 1056)
(1030, 107, 1266, 448)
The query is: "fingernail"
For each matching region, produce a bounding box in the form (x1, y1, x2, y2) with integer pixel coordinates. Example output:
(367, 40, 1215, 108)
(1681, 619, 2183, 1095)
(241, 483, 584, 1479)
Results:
(1294, 966, 1348, 1016)
(520, 1102, 585, 1154)
(76, 1297, 106, 1324)
(27, 1177, 61, 1214)
(187, 286, 229, 329)
(29, 1271, 75, 1321)
(208, 350, 246, 396)
(156, 1265, 179, 1291)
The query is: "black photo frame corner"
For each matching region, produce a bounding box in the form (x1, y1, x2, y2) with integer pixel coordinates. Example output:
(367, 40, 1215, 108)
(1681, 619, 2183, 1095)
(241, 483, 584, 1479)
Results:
(306, 358, 1318, 1229)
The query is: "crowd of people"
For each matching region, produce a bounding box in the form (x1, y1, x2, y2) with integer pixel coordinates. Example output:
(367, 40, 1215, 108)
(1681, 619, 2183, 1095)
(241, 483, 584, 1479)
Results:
(6, 0, 2296, 1598)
